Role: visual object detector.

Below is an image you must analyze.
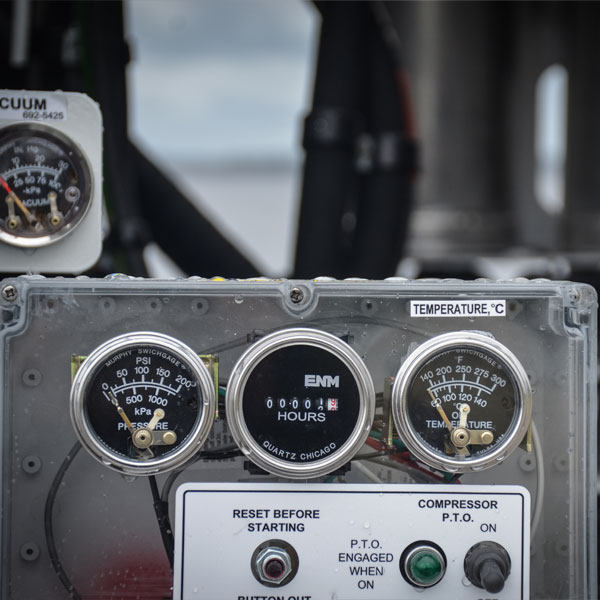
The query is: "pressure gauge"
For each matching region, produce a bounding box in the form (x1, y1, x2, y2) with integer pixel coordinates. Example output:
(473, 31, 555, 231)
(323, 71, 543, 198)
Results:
(0, 122, 93, 247)
(392, 331, 532, 473)
(226, 328, 375, 479)
(70, 332, 216, 475)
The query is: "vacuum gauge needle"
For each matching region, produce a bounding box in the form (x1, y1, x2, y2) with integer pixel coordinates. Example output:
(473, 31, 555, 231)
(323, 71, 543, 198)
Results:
(0, 176, 37, 224)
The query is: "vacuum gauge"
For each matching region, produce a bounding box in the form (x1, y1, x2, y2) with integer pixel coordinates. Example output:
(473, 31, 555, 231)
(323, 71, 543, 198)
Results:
(70, 332, 216, 475)
(392, 331, 532, 473)
(0, 123, 93, 247)
(226, 328, 375, 479)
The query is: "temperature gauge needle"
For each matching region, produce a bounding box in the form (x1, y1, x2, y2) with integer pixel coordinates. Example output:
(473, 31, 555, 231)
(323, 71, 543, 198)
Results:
(428, 388, 453, 431)
(428, 389, 469, 456)
(0, 176, 37, 224)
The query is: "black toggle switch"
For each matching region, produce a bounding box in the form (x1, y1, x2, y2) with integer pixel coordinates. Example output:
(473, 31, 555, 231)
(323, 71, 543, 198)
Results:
(464, 541, 511, 594)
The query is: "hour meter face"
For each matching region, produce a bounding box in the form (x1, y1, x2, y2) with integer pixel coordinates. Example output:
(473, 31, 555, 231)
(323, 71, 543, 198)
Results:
(243, 346, 361, 460)
(226, 329, 375, 478)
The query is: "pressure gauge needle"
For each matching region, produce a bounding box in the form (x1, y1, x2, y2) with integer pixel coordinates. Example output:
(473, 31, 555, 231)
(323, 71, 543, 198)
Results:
(0, 176, 37, 224)
(108, 390, 135, 434)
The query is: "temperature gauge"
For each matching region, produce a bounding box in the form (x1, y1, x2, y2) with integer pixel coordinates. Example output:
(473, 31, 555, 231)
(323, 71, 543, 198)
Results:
(70, 332, 216, 475)
(392, 331, 532, 473)
(226, 328, 375, 479)
(0, 122, 93, 247)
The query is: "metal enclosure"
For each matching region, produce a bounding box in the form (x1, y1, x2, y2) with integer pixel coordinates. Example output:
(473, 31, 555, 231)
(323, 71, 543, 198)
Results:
(0, 276, 595, 599)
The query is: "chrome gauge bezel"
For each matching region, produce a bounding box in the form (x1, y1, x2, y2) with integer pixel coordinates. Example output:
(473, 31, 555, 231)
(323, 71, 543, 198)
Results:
(392, 331, 532, 473)
(0, 122, 94, 248)
(70, 331, 216, 475)
(226, 328, 375, 479)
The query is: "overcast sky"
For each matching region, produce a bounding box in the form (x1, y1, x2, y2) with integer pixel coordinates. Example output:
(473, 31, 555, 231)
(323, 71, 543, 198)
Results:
(125, 0, 318, 163)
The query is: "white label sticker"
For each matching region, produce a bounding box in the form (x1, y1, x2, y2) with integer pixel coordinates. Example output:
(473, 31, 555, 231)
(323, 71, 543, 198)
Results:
(410, 299, 506, 318)
(0, 91, 67, 121)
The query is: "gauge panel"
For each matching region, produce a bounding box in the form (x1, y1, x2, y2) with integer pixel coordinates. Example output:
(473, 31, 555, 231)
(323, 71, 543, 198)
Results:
(71, 332, 216, 475)
(226, 328, 375, 479)
(392, 331, 532, 473)
(0, 123, 93, 247)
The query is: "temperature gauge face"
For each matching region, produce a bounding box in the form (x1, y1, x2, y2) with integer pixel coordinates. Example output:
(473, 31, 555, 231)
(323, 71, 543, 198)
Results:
(0, 123, 92, 247)
(70, 332, 216, 475)
(392, 331, 532, 473)
(226, 328, 375, 479)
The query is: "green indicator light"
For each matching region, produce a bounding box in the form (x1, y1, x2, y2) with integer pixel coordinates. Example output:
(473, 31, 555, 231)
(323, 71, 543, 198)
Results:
(409, 550, 443, 585)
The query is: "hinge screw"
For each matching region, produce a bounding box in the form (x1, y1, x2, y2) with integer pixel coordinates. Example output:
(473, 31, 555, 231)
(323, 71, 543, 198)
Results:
(290, 287, 304, 304)
(2, 285, 17, 302)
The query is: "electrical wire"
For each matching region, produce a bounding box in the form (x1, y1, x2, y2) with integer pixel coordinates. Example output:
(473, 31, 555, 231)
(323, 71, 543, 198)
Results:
(44, 441, 83, 600)
(530, 421, 544, 539)
(364, 436, 450, 483)
(147, 441, 258, 572)
(149, 475, 174, 570)
(160, 444, 242, 503)
(368, 429, 407, 452)
(445, 473, 462, 484)
(44, 440, 241, 597)
(152, 445, 244, 568)
(364, 456, 440, 484)
(354, 451, 388, 460)
(353, 461, 385, 483)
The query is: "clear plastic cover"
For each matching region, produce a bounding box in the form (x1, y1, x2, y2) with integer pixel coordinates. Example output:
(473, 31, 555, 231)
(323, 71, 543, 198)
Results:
(0, 276, 595, 599)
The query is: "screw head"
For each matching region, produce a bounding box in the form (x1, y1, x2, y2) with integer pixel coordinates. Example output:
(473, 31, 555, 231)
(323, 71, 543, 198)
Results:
(22, 455, 42, 474)
(132, 429, 152, 448)
(2, 285, 17, 302)
(65, 186, 80, 202)
(451, 427, 470, 448)
(481, 431, 494, 445)
(20, 542, 41, 562)
(289, 287, 304, 304)
(162, 431, 177, 445)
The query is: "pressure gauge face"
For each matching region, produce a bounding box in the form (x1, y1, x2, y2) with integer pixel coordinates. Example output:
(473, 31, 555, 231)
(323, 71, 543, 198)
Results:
(392, 331, 532, 473)
(226, 328, 375, 479)
(0, 123, 93, 247)
(70, 332, 216, 475)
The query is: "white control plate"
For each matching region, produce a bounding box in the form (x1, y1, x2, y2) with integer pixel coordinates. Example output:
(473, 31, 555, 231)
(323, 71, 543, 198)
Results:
(174, 483, 530, 600)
